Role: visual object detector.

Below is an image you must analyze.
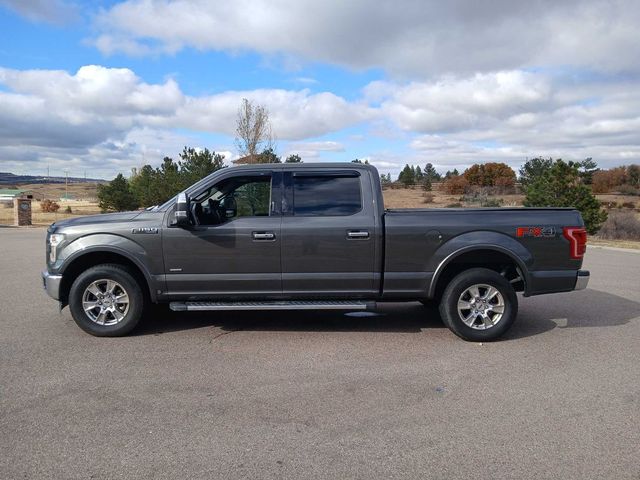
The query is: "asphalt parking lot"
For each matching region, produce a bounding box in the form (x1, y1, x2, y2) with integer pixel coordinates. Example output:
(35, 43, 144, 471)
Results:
(1, 227, 639, 480)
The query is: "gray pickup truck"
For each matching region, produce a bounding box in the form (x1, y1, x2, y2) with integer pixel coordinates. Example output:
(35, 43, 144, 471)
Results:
(42, 162, 589, 341)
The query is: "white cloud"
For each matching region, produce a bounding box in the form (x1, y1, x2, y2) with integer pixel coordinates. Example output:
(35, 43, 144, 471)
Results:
(0, 0, 78, 25)
(90, 0, 640, 76)
(355, 70, 640, 171)
(283, 140, 345, 160)
(1, 61, 639, 178)
(174, 89, 370, 139)
(371, 71, 553, 133)
(0, 65, 369, 177)
(287, 141, 344, 153)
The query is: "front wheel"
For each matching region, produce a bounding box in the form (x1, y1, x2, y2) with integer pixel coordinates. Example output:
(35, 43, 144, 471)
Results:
(68, 264, 145, 337)
(439, 268, 518, 341)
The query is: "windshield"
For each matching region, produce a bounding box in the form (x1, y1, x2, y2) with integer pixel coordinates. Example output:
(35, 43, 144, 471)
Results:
(154, 195, 177, 211)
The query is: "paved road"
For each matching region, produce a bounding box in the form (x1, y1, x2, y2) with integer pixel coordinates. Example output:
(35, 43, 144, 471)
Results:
(1, 228, 639, 480)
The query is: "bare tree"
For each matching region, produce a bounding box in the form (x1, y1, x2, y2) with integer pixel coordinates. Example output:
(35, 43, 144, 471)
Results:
(234, 98, 274, 164)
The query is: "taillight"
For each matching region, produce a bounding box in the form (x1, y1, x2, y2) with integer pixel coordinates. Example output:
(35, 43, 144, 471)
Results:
(563, 227, 587, 259)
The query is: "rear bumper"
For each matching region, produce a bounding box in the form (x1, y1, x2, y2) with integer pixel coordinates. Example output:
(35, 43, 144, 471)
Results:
(574, 270, 590, 290)
(42, 270, 63, 301)
(526, 269, 589, 295)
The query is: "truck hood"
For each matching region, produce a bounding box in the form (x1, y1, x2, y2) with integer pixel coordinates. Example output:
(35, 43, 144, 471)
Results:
(51, 211, 142, 230)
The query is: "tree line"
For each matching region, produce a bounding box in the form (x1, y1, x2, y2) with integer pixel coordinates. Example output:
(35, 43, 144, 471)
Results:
(97, 146, 303, 212)
(389, 158, 611, 233)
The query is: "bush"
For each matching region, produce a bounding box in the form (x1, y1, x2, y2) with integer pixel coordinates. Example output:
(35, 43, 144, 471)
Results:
(464, 162, 516, 187)
(441, 176, 469, 194)
(445, 202, 463, 208)
(481, 198, 503, 207)
(422, 193, 434, 204)
(597, 211, 640, 240)
(617, 184, 640, 196)
(64, 205, 72, 214)
(621, 201, 636, 209)
(460, 192, 482, 204)
(592, 166, 639, 194)
(460, 190, 503, 207)
(40, 199, 60, 213)
(599, 200, 617, 209)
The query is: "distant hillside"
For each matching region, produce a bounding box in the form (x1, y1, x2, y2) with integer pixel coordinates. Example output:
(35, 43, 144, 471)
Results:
(0, 172, 106, 185)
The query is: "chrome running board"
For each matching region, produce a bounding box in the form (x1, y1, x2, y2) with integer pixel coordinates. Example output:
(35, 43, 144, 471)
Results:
(169, 300, 374, 312)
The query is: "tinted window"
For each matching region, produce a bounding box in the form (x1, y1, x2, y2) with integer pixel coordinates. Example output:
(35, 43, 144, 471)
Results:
(293, 175, 361, 216)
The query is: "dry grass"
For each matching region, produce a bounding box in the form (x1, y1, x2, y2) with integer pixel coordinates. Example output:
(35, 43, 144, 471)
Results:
(0, 199, 102, 226)
(589, 238, 640, 250)
(17, 182, 100, 201)
(0, 182, 102, 226)
(597, 210, 640, 241)
(595, 193, 639, 209)
(383, 187, 639, 210)
(382, 186, 524, 209)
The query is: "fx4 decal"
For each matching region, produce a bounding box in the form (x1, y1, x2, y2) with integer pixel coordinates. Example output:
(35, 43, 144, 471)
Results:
(516, 226, 556, 238)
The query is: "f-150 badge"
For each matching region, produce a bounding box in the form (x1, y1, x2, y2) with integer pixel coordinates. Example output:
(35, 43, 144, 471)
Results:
(132, 227, 159, 234)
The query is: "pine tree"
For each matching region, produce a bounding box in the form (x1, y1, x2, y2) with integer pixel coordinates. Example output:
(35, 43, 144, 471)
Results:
(398, 164, 415, 187)
(423, 163, 440, 182)
(129, 164, 160, 207)
(97, 174, 138, 212)
(179, 147, 225, 186)
(258, 147, 281, 163)
(524, 159, 607, 234)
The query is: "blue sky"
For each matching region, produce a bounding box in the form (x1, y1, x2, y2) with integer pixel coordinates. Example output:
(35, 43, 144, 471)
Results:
(1, 0, 639, 179)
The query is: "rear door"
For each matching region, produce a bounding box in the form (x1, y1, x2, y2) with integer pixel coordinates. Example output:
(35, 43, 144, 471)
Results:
(280, 170, 377, 297)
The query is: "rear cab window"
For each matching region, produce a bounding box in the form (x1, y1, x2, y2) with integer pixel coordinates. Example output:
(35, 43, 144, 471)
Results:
(292, 173, 362, 216)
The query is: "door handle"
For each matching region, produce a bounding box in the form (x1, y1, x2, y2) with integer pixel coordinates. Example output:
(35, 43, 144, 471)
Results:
(252, 231, 276, 240)
(347, 230, 370, 239)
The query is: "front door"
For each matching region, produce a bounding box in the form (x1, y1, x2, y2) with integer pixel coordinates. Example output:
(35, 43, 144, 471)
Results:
(163, 171, 282, 298)
(280, 170, 377, 298)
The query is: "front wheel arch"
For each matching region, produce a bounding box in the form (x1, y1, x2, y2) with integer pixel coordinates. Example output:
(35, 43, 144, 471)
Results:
(59, 250, 153, 306)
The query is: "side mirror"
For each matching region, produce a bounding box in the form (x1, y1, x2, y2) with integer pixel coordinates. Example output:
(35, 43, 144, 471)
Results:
(174, 192, 191, 227)
(220, 196, 237, 219)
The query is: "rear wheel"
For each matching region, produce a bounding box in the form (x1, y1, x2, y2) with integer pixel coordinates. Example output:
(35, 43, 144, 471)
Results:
(68, 264, 144, 337)
(439, 268, 518, 341)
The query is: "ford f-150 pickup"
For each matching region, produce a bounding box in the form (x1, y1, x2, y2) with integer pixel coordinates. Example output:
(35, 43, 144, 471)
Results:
(42, 163, 589, 341)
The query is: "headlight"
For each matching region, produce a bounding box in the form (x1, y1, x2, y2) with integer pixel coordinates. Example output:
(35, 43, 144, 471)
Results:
(49, 233, 65, 263)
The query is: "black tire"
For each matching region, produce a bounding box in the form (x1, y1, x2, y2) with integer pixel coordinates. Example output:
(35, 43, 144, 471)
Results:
(439, 268, 518, 342)
(68, 264, 145, 337)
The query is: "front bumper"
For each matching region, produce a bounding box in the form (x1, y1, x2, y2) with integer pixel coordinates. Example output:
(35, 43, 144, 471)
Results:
(42, 270, 63, 300)
(574, 270, 590, 290)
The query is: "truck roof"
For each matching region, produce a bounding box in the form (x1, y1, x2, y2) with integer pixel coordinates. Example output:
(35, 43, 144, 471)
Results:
(229, 162, 378, 172)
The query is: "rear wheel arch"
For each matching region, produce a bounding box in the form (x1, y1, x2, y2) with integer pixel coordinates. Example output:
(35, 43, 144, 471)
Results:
(428, 246, 529, 300)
